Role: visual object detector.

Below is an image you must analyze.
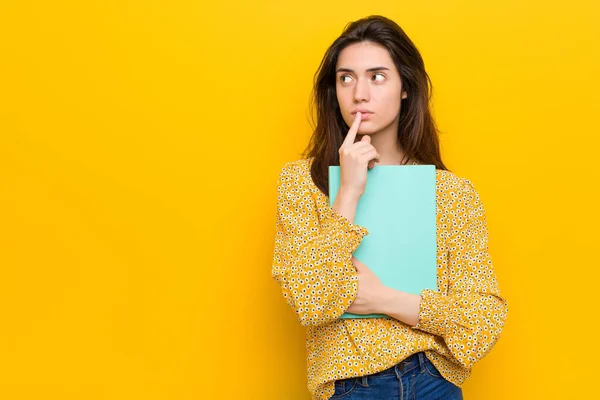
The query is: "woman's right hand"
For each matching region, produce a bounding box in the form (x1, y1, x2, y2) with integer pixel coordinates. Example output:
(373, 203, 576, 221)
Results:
(338, 112, 381, 199)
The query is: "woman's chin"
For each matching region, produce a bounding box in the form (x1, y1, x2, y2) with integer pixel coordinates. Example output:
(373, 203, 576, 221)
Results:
(357, 125, 377, 134)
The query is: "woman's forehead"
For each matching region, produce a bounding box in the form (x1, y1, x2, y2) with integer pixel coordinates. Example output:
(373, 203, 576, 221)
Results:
(336, 42, 394, 70)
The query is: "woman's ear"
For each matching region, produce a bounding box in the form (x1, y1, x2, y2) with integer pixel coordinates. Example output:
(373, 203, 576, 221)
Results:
(401, 91, 408, 99)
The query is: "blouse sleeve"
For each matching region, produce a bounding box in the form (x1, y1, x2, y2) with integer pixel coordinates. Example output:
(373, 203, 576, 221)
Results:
(271, 162, 369, 327)
(412, 178, 509, 370)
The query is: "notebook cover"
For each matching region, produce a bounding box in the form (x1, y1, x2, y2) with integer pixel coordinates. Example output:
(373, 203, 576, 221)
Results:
(328, 165, 437, 319)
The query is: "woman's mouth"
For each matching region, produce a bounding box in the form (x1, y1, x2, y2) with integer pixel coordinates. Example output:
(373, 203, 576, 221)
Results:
(358, 112, 372, 120)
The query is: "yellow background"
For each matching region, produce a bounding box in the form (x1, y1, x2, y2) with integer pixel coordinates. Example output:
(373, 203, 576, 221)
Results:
(1, 1, 598, 398)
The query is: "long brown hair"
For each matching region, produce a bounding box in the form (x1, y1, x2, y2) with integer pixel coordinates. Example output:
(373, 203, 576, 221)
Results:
(302, 15, 449, 195)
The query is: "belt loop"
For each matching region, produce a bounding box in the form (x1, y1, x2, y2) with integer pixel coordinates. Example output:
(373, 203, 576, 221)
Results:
(417, 352, 426, 373)
(361, 375, 369, 387)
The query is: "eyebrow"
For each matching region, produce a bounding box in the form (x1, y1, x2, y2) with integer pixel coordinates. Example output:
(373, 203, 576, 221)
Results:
(336, 66, 391, 73)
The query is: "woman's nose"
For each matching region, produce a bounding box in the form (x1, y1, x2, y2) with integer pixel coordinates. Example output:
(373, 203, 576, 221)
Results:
(353, 79, 370, 102)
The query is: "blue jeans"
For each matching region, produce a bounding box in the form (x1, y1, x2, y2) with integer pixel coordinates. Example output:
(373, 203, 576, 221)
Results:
(331, 352, 463, 399)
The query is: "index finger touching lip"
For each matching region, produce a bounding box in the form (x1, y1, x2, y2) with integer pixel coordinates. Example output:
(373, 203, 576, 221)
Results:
(343, 112, 362, 146)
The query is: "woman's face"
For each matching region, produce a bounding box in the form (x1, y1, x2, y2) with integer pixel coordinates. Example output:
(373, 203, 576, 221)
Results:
(335, 41, 407, 135)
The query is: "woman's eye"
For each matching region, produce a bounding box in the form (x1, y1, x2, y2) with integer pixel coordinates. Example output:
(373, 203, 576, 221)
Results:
(339, 74, 384, 83)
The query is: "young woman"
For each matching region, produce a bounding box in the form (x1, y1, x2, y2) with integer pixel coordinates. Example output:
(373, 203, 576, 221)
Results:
(271, 15, 508, 400)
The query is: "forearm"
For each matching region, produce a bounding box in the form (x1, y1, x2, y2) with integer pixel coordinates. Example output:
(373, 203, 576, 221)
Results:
(379, 286, 422, 327)
(332, 189, 360, 224)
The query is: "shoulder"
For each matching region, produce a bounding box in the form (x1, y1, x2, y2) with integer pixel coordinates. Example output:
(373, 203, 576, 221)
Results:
(435, 169, 466, 189)
(435, 169, 484, 210)
(276, 158, 313, 188)
(435, 169, 478, 193)
(279, 157, 312, 174)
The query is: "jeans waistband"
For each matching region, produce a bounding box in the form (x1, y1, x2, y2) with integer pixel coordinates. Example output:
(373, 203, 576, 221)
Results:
(356, 352, 428, 387)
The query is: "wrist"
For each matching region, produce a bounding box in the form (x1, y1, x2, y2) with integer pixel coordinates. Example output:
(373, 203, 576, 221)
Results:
(379, 287, 422, 327)
(338, 186, 363, 201)
(379, 286, 399, 315)
(332, 188, 361, 224)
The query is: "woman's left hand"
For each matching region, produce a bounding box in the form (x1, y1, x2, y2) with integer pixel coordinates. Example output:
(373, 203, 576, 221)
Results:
(346, 256, 389, 315)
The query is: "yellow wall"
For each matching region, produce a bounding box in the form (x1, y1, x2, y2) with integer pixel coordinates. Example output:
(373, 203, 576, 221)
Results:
(1, 1, 598, 398)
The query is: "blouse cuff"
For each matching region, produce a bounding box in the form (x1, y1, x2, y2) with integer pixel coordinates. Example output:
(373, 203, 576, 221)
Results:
(412, 288, 454, 337)
(321, 208, 369, 253)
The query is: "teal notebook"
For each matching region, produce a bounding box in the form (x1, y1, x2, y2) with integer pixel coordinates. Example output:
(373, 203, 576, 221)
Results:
(328, 165, 437, 319)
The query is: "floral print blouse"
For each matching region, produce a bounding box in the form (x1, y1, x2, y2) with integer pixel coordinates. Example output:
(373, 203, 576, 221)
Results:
(271, 157, 508, 400)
